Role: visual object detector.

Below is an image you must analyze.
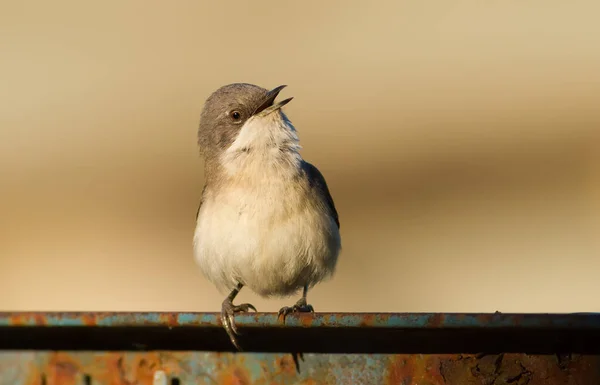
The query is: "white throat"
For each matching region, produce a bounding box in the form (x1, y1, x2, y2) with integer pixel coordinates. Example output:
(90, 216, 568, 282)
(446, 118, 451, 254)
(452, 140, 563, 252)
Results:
(220, 112, 302, 177)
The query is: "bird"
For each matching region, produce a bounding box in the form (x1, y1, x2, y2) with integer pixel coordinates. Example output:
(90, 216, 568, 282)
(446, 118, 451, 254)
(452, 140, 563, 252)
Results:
(193, 83, 341, 353)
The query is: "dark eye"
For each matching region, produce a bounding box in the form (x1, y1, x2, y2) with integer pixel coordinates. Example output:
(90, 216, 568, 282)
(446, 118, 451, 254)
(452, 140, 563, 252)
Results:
(230, 110, 242, 121)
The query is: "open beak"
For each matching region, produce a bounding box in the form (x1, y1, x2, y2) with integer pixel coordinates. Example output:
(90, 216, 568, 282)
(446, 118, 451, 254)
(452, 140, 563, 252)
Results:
(252, 85, 293, 117)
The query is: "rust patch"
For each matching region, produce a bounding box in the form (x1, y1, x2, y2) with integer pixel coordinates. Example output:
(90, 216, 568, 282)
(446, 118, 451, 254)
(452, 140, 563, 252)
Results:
(33, 314, 47, 326)
(10, 314, 27, 326)
(218, 365, 252, 385)
(387, 356, 412, 384)
(474, 314, 490, 327)
(4, 352, 600, 384)
(437, 353, 600, 385)
(96, 353, 132, 385)
(299, 313, 314, 327)
(158, 313, 178, 327)
(44, 353, 80, 385)
(133, 353, 162, 385)
(428, 313, 446, 328)
(359, 314, 376, 327)
(387, 355, 445, 385)
(81, 313, 96, 326)
(274, 355, 297, 376)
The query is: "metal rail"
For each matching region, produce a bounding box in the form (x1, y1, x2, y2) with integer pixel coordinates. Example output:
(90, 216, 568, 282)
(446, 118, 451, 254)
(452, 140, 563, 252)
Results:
(1, 312, 599, 384)
(2, 311, 600, 353)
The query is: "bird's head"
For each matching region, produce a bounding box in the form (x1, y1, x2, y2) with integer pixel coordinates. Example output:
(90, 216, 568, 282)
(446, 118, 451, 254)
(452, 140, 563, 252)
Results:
(197, 83, 295, 159)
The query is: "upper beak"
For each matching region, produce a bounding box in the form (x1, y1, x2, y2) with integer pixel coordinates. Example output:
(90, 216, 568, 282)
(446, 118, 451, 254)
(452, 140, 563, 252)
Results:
(252, 85, 293, 117)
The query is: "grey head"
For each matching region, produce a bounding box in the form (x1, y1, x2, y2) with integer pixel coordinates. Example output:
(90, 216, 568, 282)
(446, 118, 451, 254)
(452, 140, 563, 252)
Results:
(197, 83, 293, 158)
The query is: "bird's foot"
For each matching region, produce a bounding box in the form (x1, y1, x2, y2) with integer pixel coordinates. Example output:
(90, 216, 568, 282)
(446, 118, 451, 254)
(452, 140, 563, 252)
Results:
(278, 296, 314, 373)
(221, 299, 257, 350)
(278, 297, 314, 324)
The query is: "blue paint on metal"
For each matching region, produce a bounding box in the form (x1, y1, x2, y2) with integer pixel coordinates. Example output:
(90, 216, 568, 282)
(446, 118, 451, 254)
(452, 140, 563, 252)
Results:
(3, 313, 600, 383)
(177, 312, 199, 325)
(3, 312, 600, 329)
(3, 351, 600, 385)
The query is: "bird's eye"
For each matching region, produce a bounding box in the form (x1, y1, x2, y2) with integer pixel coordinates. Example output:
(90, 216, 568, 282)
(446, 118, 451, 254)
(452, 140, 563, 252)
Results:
(230, 111, 242, 121)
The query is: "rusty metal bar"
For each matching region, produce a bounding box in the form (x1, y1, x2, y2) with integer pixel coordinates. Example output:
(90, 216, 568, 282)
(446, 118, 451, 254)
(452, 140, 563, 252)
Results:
(1, 312, 600, 384)
(1, 312, 600, 353)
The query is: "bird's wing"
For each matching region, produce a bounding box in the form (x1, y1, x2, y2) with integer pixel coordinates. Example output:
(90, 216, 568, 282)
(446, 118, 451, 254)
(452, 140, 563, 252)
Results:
(302, 161, 340, 229)
(195, 185, 207, 221)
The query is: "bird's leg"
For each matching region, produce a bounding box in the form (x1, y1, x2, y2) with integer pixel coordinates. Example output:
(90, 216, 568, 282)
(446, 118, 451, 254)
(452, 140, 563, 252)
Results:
(221, 283, 257, 350)
(278, 285, 315, 322)
(278, 285, 314, 373)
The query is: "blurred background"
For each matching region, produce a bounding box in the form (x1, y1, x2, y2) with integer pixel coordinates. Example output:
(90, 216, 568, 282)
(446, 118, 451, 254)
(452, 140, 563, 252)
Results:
(0, 0, 598, 314)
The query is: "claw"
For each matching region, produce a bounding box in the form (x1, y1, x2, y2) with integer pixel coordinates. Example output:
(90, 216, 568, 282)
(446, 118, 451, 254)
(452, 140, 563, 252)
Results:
(221, 300, 257, 350)
(236, 303, 257, 312)
(292, 352, 304, 373)
(278, 298, 314, 323)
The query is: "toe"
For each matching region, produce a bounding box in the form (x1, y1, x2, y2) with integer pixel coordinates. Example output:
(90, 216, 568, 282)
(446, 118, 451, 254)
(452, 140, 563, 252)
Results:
(229, 314, 242, 336)
(278, 306, 294, 322)
(278, 306, 292, 316)
(293, 304, 314, 313)
(235, 303, 257, 312)
(221, 313, 242, 350)
(221, 303, 245, 349)
(229, 334, 242, 351)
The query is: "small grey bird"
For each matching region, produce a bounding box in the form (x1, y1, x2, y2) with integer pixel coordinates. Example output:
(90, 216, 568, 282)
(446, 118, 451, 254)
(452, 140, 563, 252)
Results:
(193, 83, 341, 350)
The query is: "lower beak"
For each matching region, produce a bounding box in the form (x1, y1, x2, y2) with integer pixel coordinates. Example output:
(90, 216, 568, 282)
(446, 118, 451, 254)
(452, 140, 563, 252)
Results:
(253, 85, 294, 117)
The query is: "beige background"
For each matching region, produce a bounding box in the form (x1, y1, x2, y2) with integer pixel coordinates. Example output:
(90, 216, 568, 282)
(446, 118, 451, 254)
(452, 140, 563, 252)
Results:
(1, 0, 598, 313)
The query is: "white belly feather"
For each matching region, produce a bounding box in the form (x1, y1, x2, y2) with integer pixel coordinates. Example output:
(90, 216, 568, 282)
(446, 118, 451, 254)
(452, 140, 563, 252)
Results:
(193, 178, 340, 297)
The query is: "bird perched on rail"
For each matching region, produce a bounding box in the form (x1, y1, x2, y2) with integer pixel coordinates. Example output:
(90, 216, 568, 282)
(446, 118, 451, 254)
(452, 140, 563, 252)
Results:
(193, 83, 341, 352)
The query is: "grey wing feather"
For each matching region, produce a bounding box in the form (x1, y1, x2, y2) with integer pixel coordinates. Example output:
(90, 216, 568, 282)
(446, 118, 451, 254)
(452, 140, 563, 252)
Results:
(196, 185, 207, 220)
(302, 161, 340, 229)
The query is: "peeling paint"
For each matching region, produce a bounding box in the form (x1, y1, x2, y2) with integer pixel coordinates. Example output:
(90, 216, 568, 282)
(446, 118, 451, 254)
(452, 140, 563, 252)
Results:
(1, 352, 598, 385)
(2, 312, 600, 329)
(1, 312, 600, 384)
